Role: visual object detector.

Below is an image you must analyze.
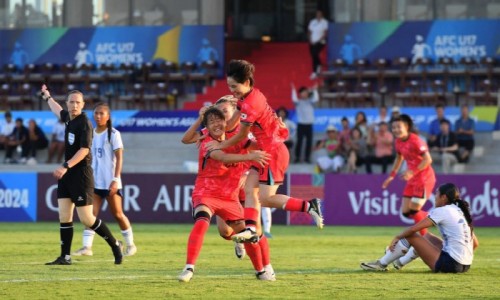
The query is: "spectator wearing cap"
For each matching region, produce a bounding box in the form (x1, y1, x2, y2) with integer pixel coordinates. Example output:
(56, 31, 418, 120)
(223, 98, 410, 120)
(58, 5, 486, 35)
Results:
(454, 105, 475, 162)
(291, 82, 319, 163)
(427, 104, 450, 148)
(0, 111, 15, 149)
(314, 125, 344, 173)
(365, 122, 395, 174)
(4, 118, 29, 164)
(429, 120, 460, 174)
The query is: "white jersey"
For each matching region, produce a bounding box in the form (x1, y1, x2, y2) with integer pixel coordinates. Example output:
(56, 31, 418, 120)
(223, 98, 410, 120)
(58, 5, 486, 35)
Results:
(92, 128, 123, 190)
(428, 204, 474, 265)
(52, 122, 66, 142)
(308, 18, 328, 44)
(1, 120, 15, 136)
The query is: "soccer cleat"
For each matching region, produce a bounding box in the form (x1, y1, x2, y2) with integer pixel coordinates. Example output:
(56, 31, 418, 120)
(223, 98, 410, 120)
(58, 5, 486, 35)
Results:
(264, 264, 276, 280)
(308, 198, 324, 229)
(112, 240, 124, 264)
(178, 268, 194, 282)
(255, 270, 276, 281)
(234, 241, 246, 260)
(263, 231, 273, 239)
(124, 244, 137, 256)
(360, 260, 388, 271)
(393, 258, 404, 270)
(45, 256, 72, 265)
(72, 246, 93, 256)
(231, 228, 259, 243)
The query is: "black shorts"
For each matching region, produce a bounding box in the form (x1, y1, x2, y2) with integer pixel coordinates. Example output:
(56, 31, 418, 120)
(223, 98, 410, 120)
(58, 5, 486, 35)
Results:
(57, 165, 94, 207)
(434, 250, 470, 273)
(94, 188, 123, 199)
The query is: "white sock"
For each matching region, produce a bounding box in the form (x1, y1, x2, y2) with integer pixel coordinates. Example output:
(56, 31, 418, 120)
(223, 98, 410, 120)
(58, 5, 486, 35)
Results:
(379, 239, 410, 266)
(261, 207, 272, 233)
(121, 228, 135, 246)
(399, 247, 419, 266)
(82, 229, 95, 248)
(185, 264, 195, 271)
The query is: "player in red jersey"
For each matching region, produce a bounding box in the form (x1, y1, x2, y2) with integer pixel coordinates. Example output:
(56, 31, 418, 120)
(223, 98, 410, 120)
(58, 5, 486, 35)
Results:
(206, 60, 323, 243)
(383, 114, 436, 236)
(178, 106, 274, 282)
(182, 96, 275, 273)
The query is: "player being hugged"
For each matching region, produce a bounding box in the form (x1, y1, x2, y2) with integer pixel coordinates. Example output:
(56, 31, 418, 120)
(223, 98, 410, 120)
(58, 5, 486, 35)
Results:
(361, 183, 478, 273)
(73, 102, 137, 257)
(40, 84, 123, 265)
(206, 59, 324, 245)
(178, 106, 273, 282)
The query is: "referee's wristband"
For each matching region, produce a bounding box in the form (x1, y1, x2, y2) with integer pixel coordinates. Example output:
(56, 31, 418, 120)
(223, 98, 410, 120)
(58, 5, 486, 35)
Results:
(112, 177, 120, 182)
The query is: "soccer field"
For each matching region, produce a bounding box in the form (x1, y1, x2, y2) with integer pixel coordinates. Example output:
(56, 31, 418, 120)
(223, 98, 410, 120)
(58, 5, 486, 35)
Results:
(1, 223, 499, 299)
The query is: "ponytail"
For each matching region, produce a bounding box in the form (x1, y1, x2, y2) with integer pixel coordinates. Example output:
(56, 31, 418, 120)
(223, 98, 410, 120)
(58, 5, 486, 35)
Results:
(107, 119, 112, 143)
(438, 183, 474, 230)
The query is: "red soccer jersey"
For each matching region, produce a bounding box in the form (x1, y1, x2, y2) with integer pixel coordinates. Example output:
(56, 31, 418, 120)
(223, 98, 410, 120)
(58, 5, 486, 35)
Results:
(192, 133, 250, 201)
(395, 133, 435, 179)
(238, 88, 288, 150)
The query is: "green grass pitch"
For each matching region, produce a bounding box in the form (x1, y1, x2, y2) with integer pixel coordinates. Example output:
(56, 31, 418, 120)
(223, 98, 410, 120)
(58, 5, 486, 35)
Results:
(1, 223, 499, 299)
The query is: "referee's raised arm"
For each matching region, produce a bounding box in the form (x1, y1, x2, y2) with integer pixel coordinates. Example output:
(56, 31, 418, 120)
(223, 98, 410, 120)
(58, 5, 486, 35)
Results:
(40, 84, 63, 118)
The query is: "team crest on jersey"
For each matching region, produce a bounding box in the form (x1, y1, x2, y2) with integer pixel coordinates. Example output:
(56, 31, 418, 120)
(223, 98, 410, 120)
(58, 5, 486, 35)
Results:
(420, 145, 427, 151)
(241, 113, 248, 120)
(68, 133, 75, 145)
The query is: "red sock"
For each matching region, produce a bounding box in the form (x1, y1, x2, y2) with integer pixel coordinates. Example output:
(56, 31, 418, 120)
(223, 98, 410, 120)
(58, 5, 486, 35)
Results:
(244, 207, 259, 229)
(412, 210, 428, 236)
(284, 197, 308, 212)
(244, 242, 263, 272)
(259, 235, 271, 266)
(186, 219, 210, 265)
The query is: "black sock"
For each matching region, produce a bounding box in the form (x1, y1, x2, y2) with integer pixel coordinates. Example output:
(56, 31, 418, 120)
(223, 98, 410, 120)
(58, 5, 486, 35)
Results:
(60, 222, 73, 257)
(90, 219, 117, 247)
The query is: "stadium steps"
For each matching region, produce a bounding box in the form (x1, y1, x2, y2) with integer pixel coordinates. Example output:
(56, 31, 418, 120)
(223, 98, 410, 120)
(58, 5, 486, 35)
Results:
(183, 42, 315, 110)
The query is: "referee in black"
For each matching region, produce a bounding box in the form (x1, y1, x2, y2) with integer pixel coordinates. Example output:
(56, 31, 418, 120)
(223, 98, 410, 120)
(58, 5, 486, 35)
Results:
(41, 84, 123, 265)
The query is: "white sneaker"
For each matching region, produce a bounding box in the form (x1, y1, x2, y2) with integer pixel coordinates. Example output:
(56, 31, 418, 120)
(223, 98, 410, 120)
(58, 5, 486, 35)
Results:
(308, 198, 324, 229)
(393, 258, 404, 270)
(124, 244, 137, 256)
(360, 260, 387, 271)
(234, 241, 246, 260)
(178, 268, 194, 282)
(26, 157, 37, 165)
(72, 246, 93, 256)
(256, 270, 276, 281)
(231, 228, 259, 243)
(264, 264, 276, 280)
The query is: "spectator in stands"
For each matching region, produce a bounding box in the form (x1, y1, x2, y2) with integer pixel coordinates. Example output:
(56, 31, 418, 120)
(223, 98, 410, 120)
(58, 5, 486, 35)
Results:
(314, 125, 344, 173)
(389, 106, 401, 124)
(430, 120, 460, 174)
(373, 105, 390, 126)
(338, 116, 352, 157)
(354, 111, 369, 138)
(46, 119, 66, 163)
(346, 127, 369, 173)
(428, 104, 450, 148)
(365, 122, 395, 174)
(308, 10, 328, 79)
(455, 105, 475, 162)
(197, 38, 219, 65)
(26, 119, 48, 165)
(4, 118, 29, 164)
(0, 111, 15, 150)
(276, 106, 296, 155)
(292, 83, 319, 163)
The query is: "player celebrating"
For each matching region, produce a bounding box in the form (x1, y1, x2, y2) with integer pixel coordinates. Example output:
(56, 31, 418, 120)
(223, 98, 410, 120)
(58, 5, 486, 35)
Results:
(382, 114, 435, 236)
(361, 183, 478, 273)
(206, 59, 323, 243)
(73, 103, 137, 257)
(178, 107, 273, 282)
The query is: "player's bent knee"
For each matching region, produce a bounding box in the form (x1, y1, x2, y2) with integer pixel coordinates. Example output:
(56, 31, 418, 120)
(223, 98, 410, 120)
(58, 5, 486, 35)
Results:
(194, 210, 211, 222)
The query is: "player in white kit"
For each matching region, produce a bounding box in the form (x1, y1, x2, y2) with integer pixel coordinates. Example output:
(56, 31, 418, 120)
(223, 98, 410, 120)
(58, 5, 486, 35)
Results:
(73, 102, 137, 257)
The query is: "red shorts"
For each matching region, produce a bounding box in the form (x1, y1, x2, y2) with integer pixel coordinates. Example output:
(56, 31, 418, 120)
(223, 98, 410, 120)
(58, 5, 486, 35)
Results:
(403, 174, 436, 202)
(193, 197, 244, 222)
(252, 143, 289, 185)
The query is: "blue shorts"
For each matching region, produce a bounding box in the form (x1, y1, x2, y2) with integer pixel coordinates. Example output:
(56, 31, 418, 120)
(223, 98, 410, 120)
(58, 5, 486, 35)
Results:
(94, 189, 123, 199)
(434, 251, 470, 273)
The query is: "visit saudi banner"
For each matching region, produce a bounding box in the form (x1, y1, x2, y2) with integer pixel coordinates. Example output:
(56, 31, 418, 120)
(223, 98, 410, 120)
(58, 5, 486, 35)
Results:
(327, 19, 500, 65)
(0, 25, 224, 74)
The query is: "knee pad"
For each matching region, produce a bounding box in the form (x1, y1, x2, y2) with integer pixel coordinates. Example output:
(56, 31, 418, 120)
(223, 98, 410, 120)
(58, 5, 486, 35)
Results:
(194, 210, 211, 222)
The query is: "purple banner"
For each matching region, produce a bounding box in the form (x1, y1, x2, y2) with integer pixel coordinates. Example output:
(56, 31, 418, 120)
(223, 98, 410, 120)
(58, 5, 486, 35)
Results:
(37, 173, 287, 224)
(324, 174, 500, 227)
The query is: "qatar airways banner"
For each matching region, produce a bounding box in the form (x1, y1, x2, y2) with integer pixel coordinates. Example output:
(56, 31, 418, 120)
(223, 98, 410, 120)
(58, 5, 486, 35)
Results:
(323, 174, 500, 227)
(37, 173, 288, 224)
(328, 19, 500, 64)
